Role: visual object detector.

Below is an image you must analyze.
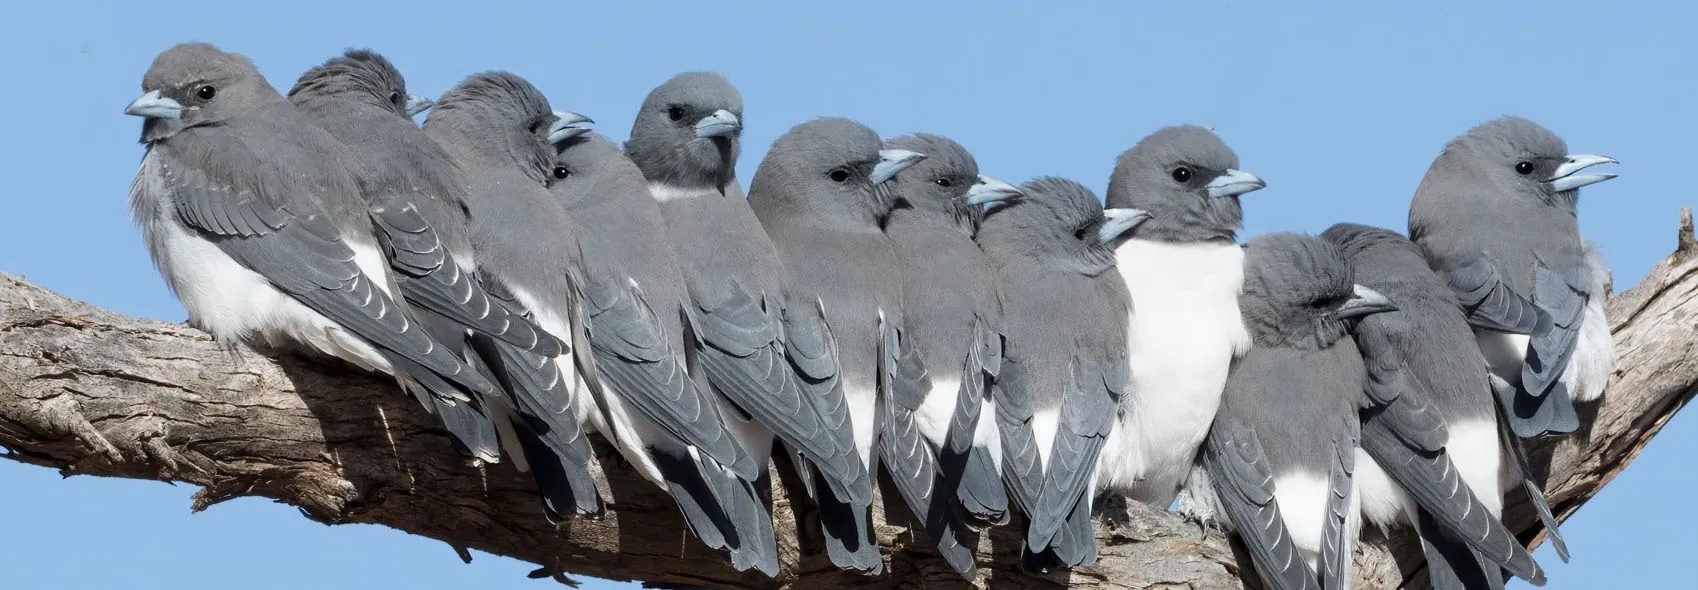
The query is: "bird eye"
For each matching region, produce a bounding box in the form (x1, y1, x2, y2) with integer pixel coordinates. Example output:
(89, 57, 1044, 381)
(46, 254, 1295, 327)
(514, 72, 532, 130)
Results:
(196, 85, 217, 100)
(389, 91, 402, 105)
(1514, 161, 1535, 175)
(552, 166, 570, 179)
(667, 106, 686, 122)
(934, 178, 953, 188)
(828, 169, 851, 183)
(1171, 166, 1192, 183)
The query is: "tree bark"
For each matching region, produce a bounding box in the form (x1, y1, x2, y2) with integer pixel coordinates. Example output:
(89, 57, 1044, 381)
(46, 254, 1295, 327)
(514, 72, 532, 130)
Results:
(2, 211, 1693, 589)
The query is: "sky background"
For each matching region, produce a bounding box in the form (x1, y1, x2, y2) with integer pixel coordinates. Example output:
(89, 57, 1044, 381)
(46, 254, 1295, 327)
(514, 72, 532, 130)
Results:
(1, 1, 1691, 588)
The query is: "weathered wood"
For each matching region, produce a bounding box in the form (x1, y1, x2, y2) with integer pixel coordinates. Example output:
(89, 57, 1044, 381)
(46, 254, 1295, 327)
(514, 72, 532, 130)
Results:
(1, 210, 1692, 589)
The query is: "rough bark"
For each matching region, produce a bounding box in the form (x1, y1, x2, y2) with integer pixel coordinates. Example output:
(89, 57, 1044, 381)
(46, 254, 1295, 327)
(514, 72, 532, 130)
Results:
(1, 211, 1692, 589)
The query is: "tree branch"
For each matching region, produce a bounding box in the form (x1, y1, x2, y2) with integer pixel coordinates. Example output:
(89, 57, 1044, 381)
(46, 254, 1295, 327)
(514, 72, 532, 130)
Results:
(2, 210, 1692, 589)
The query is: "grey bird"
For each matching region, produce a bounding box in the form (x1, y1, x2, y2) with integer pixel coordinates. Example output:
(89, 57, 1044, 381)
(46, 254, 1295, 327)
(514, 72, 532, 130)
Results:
(421, 72, 766, 570)
(1408, 117, 1618, 437)
(625, 73, 875, 573)
(1185, 232, 1396, 590)
(284, 49, 601, 517)
(1101, 126, 1261, 506)
(881, 133, 1018, 531)
(749, 117, 978, 577)
(547, 131, 777, 574)
(1324, 223, 1556, 590)
(124, 43, 502, 464)
(976, 177, 1149, 570)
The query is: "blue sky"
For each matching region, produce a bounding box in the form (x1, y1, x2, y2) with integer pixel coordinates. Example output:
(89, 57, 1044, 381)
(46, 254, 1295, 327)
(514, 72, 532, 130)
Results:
(0, 1, 1690, 588)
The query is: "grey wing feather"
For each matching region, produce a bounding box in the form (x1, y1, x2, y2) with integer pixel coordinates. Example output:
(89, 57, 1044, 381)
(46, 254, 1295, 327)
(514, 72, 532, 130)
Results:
(1495, 390, 1569, 562)
(1356, 320, 1448, 451)
(1202, 419, 1322, 590)
(1027, 357, 1118, 561)
(941, 314, 1009, 529)
(171, 165, 489, 394)
(1318, 423, 1358, 590)
(688, 283, 869, 502)
(578, 272, 754, 479)
(1523, 263, 1587, 398)
(1443, 256, 1542, 334)
(779, 299, 873, 505)
(876, 316, 976, 578)
(370, 197, 565, 357)
(993, 359, 1045, 520)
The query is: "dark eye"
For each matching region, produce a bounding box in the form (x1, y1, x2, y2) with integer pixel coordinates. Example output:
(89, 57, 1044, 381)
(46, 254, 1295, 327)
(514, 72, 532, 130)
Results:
(934, 178, 953, 188)
(1171, 166, 1192, 183)
(667, 106, 685, 122)
(1515, 161, 1535, 175)
(552, 166, 570, 179)
(196, 85, 217, 100)
(389, 91, 402, 105)
(1074, 226, 1090, 240)
(828, 169, 850, 183)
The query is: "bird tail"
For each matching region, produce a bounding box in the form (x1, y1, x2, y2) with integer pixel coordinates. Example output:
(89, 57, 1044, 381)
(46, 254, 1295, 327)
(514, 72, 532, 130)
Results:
(1418, 508, 1509, 590)
(813, 467, 883, 575)
(386, 352, 501, 464)
(941, 317, 1010, 529)
(653, 449, 778, 576)
(1498, 400, 1569, 562)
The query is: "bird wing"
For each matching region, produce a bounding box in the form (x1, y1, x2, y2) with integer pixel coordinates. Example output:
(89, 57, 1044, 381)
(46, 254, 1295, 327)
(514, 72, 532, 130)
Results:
(940, 314, 1010, 529)
(992, 356, 1045, 522)
(1202, 417, 1322, 590)
(876, 314, 977, 577)
(577, 270, 753, 479)
(1442, 255, 1587, 399)
(1318, 417, 1359, 590)
(370, 195, 565, 357)
(167, 159, 487, 394)
(1493, 374, 1569, 562)
(777, 297, 874, 505)
(1026, 355, 1122, 563)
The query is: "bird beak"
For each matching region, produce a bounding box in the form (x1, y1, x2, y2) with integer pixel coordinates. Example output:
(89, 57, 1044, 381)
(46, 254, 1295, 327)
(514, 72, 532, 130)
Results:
(1097, 208, 1154, 244)
(1335, 284, 1397, 319)
(965, 175, 1023, 206)
(1546, 154, 1619, 192)
(694, 109, 741, 138)
(547, 110, 595, 145)
(871, 149, 926, 184)
(124, 90, 182, 120)
(1205, 168, 1267, 198)
(405, 94, 434, 117)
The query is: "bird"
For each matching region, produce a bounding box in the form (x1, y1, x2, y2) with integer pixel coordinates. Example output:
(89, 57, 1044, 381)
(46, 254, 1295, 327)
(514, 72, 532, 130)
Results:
(748, 117, 979, 577)
(1100, 125, 1262, 506)
(976, 176, 1149, 570)
(546, 130, 778, 574)
(284, 49, 601, 517)
(123, 43, 503, 465)
(1408, 116, 1618, 437)
(880, 133, 1019, 531)
(624, 73, 876, 573)
(1324, 223, 1554, 589)
(1184, 232, 1396, 590)
(421, 71, 768, 571)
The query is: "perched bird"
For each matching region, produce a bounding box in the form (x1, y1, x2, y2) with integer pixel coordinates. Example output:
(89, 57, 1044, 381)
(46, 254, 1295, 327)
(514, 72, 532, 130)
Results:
(1408, 117, 1618, 437)
(749, 117, 978, 576)
(284, 49, 599, 516)
(1324, 223, 1554, 590)
(124, 43, 500, 462)
(881, 133, 1019, 530)
(422, 72, 768, 571)
(625, 73, 875, 573)
(1100, 126, 1262, 505)
(1186, 232, 1397, 590)
(977, 177, 1149, 569)
(547, 131, 777, 574)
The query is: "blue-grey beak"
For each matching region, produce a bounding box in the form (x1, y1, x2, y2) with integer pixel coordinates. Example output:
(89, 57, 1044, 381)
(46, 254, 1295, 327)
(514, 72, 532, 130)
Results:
(405, 94, 434, 117)
(694, 109, 741, 139)
(1336, 284, 1397, 319)
(1547, 154, 1618, 192)
(124, 90, 182, 119)
(547, 110, 594, 145)
(1097, 208, 1153, 244)
(871, 149, 926, 185)
(966, 175, 1023, 206)
(1205, 168, 1267, 198)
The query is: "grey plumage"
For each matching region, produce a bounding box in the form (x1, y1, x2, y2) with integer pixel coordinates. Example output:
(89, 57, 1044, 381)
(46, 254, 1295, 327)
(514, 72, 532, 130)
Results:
(1192, 233, 1393, 590)
(548, 131, 776, 574)
(1099, 125, 1260, 506)
(284, 49, 600, 516)
(976, 177, 1144, 570)
(626, 73, 876, 574)
(1408, 116, 1618, 437)
(422, 72, 762, 569)
(1324, 223, 1550, 587)
(749, 117, 977, 577)
(882, 133, 1015, 531)
(124, 43, 502, 466)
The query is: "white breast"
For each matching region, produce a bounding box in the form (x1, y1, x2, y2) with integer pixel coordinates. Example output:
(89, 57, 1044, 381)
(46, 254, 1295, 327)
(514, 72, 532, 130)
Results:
(1098, 240, 1251, 503)
(1570, 300, 1613, 403)
(649, 183, 711, 203)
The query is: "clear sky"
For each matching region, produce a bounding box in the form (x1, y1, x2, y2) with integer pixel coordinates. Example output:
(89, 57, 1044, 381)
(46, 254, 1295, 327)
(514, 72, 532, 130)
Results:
(0, 1, 1690, 588)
